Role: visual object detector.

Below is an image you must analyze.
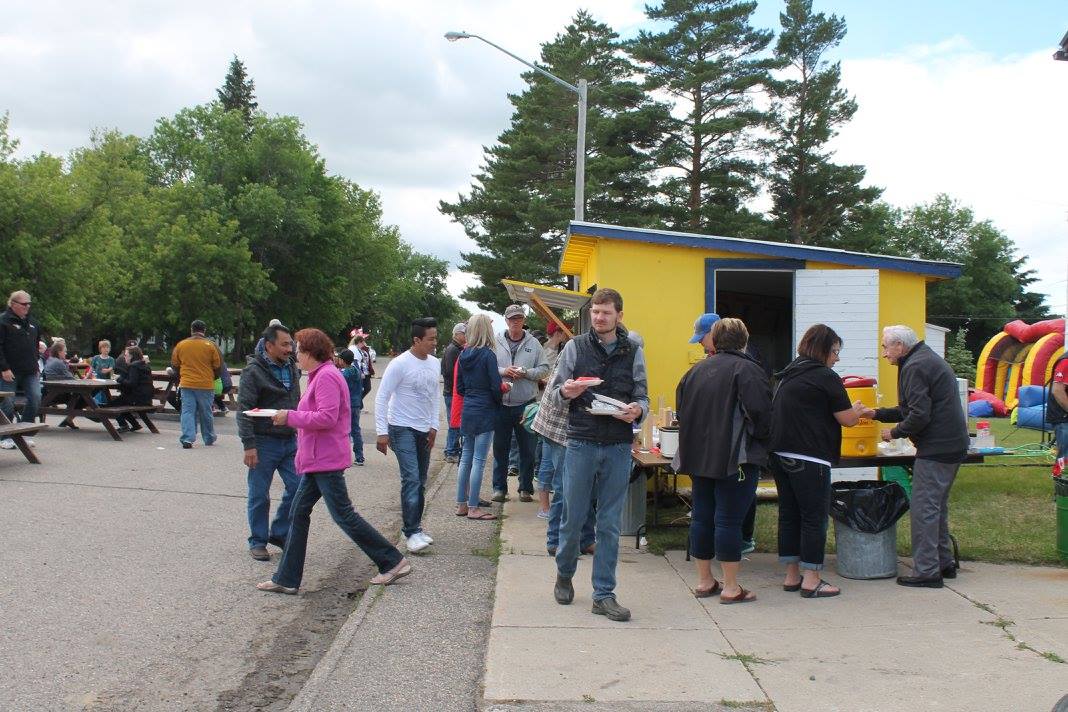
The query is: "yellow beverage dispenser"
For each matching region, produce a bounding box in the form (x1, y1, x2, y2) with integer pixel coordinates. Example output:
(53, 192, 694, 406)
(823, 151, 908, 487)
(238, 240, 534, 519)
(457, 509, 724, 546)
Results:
(841, 376, 878, 457)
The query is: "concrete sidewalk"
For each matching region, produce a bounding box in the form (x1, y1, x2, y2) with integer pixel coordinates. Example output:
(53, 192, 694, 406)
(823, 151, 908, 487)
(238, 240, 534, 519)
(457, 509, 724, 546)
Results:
(484, 497, 1068, 712)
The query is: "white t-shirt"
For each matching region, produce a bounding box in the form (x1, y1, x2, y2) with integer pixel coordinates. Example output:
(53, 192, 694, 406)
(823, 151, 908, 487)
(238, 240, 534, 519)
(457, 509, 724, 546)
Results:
(374, 350, 442, 435)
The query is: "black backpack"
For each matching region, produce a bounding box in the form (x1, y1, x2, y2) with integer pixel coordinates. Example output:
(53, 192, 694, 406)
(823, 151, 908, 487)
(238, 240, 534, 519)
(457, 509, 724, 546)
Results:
(1047, 356, 1068, 424)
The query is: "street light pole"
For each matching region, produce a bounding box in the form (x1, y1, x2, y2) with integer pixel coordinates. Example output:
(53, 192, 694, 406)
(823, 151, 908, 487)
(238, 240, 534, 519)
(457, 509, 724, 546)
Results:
(445, 31, 587, 221)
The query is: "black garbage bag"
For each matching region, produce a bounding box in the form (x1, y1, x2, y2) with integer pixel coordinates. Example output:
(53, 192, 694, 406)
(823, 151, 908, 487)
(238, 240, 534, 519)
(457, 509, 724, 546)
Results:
(830, 481, 910, 534)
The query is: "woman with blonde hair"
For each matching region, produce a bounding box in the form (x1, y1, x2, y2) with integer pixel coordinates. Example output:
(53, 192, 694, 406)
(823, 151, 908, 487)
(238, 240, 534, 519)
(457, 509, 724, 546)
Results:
(454, 314, 507, 520)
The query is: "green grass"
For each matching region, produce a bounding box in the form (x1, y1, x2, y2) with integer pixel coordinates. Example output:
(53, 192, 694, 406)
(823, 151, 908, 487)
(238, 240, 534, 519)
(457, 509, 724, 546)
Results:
(645, 421, 1063, 566)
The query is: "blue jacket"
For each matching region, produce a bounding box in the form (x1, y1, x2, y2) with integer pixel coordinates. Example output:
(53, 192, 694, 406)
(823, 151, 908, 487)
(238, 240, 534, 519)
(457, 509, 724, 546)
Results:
(341, 365, 364, 405)
(456, 346, 503, 436)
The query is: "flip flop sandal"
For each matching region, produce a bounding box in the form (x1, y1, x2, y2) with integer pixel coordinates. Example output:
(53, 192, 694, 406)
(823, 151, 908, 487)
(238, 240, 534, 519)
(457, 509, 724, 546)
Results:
(800, 580, 841, 598)
(256, 580, 298, 595)
(694, 580, 722, 598)
(719, 587, 757, 604)
(467, 511, 497, 520)
(783, 582, 802, 592)
(370, 561, 412, 586)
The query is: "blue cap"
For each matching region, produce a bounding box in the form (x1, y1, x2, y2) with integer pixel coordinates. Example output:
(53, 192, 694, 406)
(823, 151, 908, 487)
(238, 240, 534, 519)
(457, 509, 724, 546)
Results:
(688, 313, 720, 344)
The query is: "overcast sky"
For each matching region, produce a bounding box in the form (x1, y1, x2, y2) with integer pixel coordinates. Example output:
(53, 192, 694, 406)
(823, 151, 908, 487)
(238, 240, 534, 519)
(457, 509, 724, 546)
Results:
(3, 0, 1066, 320)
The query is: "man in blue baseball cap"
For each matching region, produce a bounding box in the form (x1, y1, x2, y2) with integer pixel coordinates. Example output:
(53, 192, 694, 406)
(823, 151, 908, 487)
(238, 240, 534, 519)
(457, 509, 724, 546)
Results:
(688, 313, 721, 355)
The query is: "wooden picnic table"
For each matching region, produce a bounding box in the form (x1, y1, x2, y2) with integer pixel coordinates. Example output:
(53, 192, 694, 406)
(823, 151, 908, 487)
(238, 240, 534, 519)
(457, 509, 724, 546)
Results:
(39, 379, 160, 441)
(0, 391, 49, 464)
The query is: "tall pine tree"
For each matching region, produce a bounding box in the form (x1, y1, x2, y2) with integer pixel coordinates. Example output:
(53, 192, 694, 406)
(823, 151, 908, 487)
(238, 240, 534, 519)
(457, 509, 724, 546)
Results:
(767, 0, 879, 245)
(441, 12, 668, 311)
(629, 0, 775, 236)
(217, 56, 258, 127)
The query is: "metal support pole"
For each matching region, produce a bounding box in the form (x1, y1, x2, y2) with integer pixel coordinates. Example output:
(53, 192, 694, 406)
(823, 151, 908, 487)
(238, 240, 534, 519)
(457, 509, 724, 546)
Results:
(574, 79, 587, 222)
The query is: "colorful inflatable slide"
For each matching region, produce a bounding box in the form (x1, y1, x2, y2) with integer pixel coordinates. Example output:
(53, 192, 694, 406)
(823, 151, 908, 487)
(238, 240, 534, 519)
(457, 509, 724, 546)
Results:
(975, 318, 1065, 413)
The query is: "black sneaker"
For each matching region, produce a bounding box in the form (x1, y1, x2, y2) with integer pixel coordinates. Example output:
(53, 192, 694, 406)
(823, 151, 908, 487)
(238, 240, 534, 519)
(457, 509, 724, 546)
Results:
(592, 596, 631, 621)
(896, 575, 943, 588)
(181, 442, 193, 449)
(491, 490, 508, 503)
(941, 565, 958, 579)
(554, 575, 574, 605)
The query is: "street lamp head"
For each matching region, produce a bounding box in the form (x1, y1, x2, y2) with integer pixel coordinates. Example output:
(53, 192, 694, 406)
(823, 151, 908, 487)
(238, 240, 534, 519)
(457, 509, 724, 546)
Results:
(444, 31, 471, 42)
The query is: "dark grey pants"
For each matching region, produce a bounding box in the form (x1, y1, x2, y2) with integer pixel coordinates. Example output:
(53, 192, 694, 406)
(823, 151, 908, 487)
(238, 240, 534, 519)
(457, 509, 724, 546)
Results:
(911, 458, 960, 577)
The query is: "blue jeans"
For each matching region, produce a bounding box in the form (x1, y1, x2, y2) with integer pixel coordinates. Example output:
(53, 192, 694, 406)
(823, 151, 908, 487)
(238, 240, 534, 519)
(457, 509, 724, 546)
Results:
(389, 424, 431, 537)
(443, 395, 462, 457)
(689, 465, 760, 563)
(509, 436, 520, 470)
(555, 439, 632, 601)
(493, 403, 536, 494)
(179, 387, 215, 445)
(456, 430, 493, 507)
(1055, 422, 1068, 460)
(770, 454, 831, 570)
(544, 439, 596, 552)
(350, 407, 365, 464)
(246, 435, 299, 549)
(273, 470, 404, 588)
(0, 372, 40, 424)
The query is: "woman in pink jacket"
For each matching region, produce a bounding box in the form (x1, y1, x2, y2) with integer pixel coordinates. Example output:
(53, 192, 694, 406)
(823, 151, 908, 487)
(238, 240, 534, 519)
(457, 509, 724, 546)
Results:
(257, 328, 410, 594)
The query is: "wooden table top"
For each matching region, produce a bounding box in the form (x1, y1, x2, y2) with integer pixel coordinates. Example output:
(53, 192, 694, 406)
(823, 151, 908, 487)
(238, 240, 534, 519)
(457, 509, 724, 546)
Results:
(43, 379, 118, 389)
(632, 450, 672, 468)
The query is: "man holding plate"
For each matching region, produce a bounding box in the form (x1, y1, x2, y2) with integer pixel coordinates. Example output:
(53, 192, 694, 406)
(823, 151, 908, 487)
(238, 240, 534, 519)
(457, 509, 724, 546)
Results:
(545, 288, 648, 622)
(238, 323, 302, 561)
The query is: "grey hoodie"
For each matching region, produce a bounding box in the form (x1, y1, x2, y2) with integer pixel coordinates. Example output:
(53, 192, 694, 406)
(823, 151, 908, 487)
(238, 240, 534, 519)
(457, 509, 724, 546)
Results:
(494, 329, 549, 406)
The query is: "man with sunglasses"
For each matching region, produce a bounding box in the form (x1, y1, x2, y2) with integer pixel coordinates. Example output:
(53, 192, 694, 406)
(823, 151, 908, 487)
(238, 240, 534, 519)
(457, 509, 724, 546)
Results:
(0, 291, 42, 450)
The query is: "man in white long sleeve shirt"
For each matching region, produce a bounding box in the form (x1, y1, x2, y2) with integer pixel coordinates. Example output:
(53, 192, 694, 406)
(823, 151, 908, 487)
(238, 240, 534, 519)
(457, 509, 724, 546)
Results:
(375, 318, 441, 553)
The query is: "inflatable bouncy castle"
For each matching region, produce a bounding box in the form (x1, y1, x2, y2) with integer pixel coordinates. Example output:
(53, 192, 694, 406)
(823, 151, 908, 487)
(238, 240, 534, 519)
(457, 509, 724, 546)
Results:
(975, 319, 1065, 414)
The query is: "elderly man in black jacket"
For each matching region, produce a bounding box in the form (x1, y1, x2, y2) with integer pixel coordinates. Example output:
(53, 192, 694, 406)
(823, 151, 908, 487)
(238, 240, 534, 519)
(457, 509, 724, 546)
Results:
(858, 324, 969, 588)
(0, 290, 42, 450)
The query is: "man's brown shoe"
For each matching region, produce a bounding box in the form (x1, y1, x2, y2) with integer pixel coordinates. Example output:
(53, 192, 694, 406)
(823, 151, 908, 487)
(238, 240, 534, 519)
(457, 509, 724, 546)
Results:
(249, 547, 270, 561)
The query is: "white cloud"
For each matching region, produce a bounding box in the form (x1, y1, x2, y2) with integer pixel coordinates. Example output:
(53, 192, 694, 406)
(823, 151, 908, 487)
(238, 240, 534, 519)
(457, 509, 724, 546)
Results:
(2, 3, 1064, 316)
(834, 42, 1068, 314)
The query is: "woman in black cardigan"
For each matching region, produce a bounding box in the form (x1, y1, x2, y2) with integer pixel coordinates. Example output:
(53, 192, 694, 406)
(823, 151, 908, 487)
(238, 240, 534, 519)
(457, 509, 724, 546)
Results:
(112, 346, 154, 432)
(675, 318, 772, 604)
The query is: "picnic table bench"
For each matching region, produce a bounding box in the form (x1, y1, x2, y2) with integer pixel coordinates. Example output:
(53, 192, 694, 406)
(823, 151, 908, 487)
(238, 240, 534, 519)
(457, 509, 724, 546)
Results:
(39, 379, 160, 441)
(0, 391, 49, 464)
(152, 369, 242, 412)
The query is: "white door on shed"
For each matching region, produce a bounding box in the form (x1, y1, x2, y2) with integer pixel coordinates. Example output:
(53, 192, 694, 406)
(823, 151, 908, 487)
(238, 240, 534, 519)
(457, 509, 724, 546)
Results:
(793, 268, 881, 481)
(793, 269, 880, 378)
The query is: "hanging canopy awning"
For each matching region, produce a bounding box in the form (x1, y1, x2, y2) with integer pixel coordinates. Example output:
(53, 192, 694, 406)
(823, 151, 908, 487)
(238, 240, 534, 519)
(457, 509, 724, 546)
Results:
(501, 279, 590, 338)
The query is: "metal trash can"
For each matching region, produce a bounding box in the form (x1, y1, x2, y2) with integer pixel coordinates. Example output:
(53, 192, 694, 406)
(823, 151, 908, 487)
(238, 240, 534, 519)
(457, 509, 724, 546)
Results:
(833, 520, 898, 579)
(620, 467, 647, 537)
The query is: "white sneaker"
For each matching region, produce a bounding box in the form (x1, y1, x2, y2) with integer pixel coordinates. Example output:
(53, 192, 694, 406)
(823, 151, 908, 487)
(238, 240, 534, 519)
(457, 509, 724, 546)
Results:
(406, 533, 429, 553)
(0, 439, 14, 450)
(25, 437, 35, 448)
(418, 531, 434, 545)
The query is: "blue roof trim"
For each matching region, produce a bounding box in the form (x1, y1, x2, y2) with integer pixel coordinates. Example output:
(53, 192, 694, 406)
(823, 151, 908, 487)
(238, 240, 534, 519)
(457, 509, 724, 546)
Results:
(567, 221, 962, 279)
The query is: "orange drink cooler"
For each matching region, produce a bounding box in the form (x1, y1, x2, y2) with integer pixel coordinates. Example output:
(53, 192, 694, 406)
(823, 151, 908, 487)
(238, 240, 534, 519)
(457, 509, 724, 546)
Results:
(841, 376, 878, 457)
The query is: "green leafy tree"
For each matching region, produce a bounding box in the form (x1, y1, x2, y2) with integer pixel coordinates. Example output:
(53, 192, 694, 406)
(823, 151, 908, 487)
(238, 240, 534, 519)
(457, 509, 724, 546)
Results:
(629, 0, 776, 235)
(944, 328, 975, 384)
(441, 11, 669, 311)
(767, 0, 880, 245)
(891, 195, 1049, 353)
(216, 56, 258, 127)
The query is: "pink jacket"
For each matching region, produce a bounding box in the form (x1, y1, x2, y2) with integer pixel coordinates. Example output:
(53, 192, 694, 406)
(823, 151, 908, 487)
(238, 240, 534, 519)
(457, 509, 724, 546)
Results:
(287, 361, 353, 474)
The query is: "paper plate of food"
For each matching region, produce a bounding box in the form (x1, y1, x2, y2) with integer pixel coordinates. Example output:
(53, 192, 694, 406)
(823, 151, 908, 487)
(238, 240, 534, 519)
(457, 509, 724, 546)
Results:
(574, 376, 603, 386)
(243, 408, 278, 418)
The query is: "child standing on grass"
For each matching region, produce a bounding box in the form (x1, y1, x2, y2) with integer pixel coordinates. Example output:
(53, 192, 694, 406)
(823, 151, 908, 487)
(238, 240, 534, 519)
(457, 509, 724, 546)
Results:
(338, 350, 366, 465)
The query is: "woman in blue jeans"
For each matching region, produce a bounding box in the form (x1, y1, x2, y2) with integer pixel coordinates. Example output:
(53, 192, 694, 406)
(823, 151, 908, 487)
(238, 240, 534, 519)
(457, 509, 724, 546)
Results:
(770, 324, 861, 598)
(675, 318, 772, 604)
(257, 328, 410, 594)
(454, 314, 504, 521)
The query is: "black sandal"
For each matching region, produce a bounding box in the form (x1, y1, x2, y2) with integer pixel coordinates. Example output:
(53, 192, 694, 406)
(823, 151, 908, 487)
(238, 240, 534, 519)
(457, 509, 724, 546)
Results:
(800, 580, 841, 598)
(783, 581, 802, 592)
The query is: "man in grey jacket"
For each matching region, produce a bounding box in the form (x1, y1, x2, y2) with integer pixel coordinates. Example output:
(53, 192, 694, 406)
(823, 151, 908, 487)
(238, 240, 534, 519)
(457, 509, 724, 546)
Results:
(858, 325, 969, 588)
(238, 324, 302, 561)
(491, 304, 549, 502)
